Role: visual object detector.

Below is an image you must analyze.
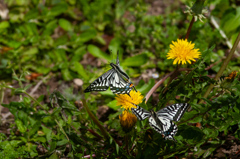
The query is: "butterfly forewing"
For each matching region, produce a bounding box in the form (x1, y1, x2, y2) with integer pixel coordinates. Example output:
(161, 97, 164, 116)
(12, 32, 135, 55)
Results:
(84, 69, 115, 92)
(157, 103, 189, 121)
(131, 105, 151, 121)
(84, 53, 135, 94)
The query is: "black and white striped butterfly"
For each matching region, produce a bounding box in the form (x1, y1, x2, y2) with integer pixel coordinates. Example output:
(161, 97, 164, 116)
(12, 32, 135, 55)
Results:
(84, 53, 136, 94)
(131, 103, 189, 141)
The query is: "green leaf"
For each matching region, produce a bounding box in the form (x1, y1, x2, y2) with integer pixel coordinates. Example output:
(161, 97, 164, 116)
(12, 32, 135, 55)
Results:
(203, 147, 216, 158)
(61, 68, 73, 81)
(61, 101, 79, 111)
(99, 89, 114, 97)
(24, 84, 32, 91)
(23, 47, 38, 55)
(87, 44, 111, 61)
(116, 143, 119, 154)
(0, 21, 10, 30)
(15, 119, 27, 133)
(181, 126, 204, 141)
(222, 7, 240, 33)
(49, 141, 57, 152)
(49, 152, 59, 159)
(77, 29, 97, 43)
(42, 126, 52, 142)
(24, 9, 39, 20)
(47, 4, 68, 17)
(29, 121, 41, 138)
(108, 38, 122, 54)
(14, 88, 25, 94)
(107, 100, 119, 110)
(122, 53, 149, 67)
(72, 62, 89, 80)
(57, 138, 69, 146)
(59, 18, 72, 31)
(137, 79, 155, 94)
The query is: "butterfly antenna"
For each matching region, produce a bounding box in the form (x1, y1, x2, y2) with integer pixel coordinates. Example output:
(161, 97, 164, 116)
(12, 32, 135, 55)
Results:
(109, 49, 114, 64)
(116, 50, 119, 63)
(133, 86, 137, 92)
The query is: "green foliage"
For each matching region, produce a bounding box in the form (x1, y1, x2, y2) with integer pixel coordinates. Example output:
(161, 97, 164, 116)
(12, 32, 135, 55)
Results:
(1, 0, 240, 158)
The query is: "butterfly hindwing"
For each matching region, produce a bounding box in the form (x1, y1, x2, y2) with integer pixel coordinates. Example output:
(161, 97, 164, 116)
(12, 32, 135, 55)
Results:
(132, 103, 189, 141)
(162, 121, 178, 141)
(110, 73, 133, 94)
(157, 103, 189, 121)
(148, 116, 162, 134)
(131, 104, 151, 121)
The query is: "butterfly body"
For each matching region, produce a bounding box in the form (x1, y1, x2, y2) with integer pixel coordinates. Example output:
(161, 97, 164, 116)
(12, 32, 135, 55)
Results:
(131, 103, 189, 141)
(84, 53, 136, 94)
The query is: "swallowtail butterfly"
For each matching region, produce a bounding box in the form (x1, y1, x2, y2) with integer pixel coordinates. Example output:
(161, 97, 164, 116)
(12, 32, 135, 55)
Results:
(131, 103, 189, 141)
(84, 53, 136, 94)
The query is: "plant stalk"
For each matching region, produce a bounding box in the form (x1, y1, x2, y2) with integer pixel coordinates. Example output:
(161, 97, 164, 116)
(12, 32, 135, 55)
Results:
(23, 91, 45, 110)
(81, 97, 109, 139)
(55, 119, 70, 141)
(199, 31, 240, 104)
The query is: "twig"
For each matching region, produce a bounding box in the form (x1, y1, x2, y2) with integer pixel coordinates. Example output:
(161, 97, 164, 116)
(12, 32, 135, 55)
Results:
(145, 71, 174, 103)
(185, 17, 195, 40)
(87, 129, 103, 140)
(29, 74, 50, 96)
(82, 154, 96, 158)
(55, 119, 70, 141)
(205, 59, 223, 70)
(0, 86, 4, 117)
(81, 98, 110, 139)
(144, 68, 192, 103)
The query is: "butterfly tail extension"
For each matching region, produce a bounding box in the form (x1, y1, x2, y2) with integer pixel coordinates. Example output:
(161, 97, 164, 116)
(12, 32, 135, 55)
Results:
(162, 121, 178, 141)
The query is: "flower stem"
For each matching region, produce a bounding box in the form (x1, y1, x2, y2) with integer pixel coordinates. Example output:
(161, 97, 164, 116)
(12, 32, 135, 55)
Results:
(55, 119, 70, 141)
(81, 96, 109, 139)
(145, 68, 189, 103)
(23, 91, 45, 110)
(125, 135, 130, 155)
(199, 31, 240, 104)
(185, 17, 195, 40)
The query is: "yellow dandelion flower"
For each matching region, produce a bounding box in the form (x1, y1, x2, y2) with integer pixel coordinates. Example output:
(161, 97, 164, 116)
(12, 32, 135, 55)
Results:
(119, 110, 137, 133)
(115, 90, 143, 110)
(167, 39, 201, 65)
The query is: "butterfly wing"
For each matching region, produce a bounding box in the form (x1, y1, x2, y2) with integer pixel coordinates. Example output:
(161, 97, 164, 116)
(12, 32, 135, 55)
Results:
(158, 117, 178, 141)
(157, 103, 189, 122)
(110, 72, 134, 94)
(84, 69, 115, 93)
(131, 104, 151, 121)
